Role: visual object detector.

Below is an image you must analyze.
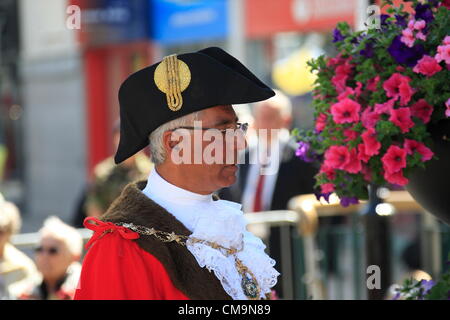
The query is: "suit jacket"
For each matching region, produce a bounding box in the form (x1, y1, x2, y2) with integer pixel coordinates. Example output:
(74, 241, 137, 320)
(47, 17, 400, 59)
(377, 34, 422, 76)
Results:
(220, 141, 317, 210)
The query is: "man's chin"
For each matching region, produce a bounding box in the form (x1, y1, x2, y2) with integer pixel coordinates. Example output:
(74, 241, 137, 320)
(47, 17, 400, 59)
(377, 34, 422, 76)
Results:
(220, 165, 238, 187)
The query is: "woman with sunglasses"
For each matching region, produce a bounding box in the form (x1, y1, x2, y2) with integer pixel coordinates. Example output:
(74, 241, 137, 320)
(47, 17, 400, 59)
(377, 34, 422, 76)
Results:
(19, 217, 82, 300)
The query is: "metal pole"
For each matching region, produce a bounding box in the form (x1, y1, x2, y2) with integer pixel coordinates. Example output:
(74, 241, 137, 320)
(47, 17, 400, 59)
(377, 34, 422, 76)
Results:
(280, 225, 294, 299)
(362, 184, 391, 300)
(420, 211, 442, 279)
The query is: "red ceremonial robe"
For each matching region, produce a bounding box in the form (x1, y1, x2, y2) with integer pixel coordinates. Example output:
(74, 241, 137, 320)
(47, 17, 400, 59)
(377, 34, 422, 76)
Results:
(74, 218, 188, 300)
(73, 180, 231, 300)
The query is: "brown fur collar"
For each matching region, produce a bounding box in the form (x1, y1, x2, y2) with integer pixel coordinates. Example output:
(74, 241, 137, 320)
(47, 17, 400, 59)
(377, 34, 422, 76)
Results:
(100, 180, 231, 300)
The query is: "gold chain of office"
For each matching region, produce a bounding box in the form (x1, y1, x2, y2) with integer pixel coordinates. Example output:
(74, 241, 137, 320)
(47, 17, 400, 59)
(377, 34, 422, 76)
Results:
(115, 222, 264, 300)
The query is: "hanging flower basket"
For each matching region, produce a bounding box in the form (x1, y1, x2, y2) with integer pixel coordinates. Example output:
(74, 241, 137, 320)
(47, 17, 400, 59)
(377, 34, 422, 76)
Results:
(293, 0, 450, 211)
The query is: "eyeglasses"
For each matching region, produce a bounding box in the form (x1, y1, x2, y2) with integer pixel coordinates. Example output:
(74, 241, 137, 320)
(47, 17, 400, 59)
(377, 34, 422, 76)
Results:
(173, 122, 249, 135)
(35, 246, 59, 255)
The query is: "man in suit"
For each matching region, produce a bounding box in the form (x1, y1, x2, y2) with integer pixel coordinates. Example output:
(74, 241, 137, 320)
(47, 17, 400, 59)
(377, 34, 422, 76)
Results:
(220, 90, 317, 298)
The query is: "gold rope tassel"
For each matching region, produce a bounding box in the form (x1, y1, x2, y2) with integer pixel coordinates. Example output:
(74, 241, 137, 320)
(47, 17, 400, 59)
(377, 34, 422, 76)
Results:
(164, 55, 183, 111)
(154, 53, 191, 112)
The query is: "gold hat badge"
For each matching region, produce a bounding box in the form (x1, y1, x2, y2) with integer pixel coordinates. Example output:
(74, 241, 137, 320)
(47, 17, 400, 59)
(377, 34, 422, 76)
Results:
(154, 54, 191, 112)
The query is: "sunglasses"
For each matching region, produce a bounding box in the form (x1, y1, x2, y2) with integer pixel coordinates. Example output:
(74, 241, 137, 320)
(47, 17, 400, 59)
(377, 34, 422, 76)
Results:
(35, 246, 59, 255)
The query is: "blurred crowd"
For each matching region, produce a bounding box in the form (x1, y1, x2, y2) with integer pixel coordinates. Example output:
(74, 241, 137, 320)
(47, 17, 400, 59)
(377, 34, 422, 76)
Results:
(0, 200, 82, 300)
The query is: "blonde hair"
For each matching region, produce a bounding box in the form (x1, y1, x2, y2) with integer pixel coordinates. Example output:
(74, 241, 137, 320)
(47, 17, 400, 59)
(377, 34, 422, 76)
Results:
(39, 216, 83, 257)
(0, 195, 22, 235)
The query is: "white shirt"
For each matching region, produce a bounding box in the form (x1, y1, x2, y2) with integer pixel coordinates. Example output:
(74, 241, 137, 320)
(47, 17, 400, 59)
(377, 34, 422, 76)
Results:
(141, 168, 279, 300)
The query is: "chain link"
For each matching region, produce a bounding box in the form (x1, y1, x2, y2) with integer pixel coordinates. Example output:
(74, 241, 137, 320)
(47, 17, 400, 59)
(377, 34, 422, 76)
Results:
(115, 221, 263, 300)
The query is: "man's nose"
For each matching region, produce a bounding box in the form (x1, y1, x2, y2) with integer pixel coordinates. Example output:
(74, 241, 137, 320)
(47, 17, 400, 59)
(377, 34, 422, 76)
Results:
(234, 132, 247, 151)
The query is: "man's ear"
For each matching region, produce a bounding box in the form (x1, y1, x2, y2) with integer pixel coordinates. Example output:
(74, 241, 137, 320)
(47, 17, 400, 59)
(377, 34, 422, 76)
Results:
(162, 131, 182, 153)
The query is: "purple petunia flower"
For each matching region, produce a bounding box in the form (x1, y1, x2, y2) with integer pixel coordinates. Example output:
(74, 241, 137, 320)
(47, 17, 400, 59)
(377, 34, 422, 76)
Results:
(395, 14, 408, 28)
(315, 191, 332, 203)
(360, 41, 374, 58)
(420, 279, 435, 295)
(380, 14, 390, 25)
(333, 28, 345, 43)
(392, 292, 401, 300)
(340, 196, 359, 207)
(415, 3, 434, 24)
(295, 141, 314, 162)
(388, 35, 426, 67)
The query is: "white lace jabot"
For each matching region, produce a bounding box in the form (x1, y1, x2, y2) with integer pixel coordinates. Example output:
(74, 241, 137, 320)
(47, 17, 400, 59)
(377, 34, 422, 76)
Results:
(141, 169, 279, 299)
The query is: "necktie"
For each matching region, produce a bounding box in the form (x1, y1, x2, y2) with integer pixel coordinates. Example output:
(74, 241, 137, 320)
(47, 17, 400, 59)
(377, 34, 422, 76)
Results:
(253, 173, 265, 212)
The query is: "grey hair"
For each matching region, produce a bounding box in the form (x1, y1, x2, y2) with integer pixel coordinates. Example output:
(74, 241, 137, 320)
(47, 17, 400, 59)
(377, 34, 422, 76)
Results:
(149, 111, 203, 165)
(39, 216, 83, 257)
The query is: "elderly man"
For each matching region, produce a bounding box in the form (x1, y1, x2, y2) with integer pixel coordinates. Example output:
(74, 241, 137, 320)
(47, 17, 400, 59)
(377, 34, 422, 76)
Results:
(74, 47, 279, 300)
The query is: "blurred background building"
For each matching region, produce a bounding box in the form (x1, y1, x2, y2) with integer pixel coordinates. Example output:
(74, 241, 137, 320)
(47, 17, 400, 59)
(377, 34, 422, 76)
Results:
(0, 0, 358, 232)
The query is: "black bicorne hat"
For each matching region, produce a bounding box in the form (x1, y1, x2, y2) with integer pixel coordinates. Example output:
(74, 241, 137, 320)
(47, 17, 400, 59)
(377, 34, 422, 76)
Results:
(114, 46, 275, 164)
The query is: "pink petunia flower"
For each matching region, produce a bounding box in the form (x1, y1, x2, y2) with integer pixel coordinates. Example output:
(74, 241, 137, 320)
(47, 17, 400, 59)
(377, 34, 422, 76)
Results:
(344, 128, 359, 142)
(401, 28, 415, 47)
(331, 61, 353, 93)
(354, 82, 363, 97)
(337, 82, 363, 101)
(413, 20, 426, 31)
(361, 128, 381, 156)
(326, 53, 345, 67)
(337, 87, 355, 101)
(361, 165, 372, 182)
(402, 19, 427, 45)
(410, 99, 433, 123)
(413, 55, 442, 77)
(443, 36, 450, 46)
(330, 98, 361, 124)
(435, 39, 450, 65)
(361, 107, 380, 129)
(404, 139, 434, 161)
(343, 148, 362, 174)
(374, 98, 395, 115)
(389, 107, 415, 133)
(315, 113, 328, 132)
(446, 98, 450, 118)
(416, 31, 426, 41)
(383, 73, 415, 106)
(384, 170, 409, 186)
(367, 75, 380, 91)
(320, 163, 336, 180)
(357, 143, 371, 163)
(382, 145, 407, 174)
(398, 80, 415, 106)
(324, 146, 350, 170)
(331, 73, 349, 93)
(321, 183, 335, 194)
